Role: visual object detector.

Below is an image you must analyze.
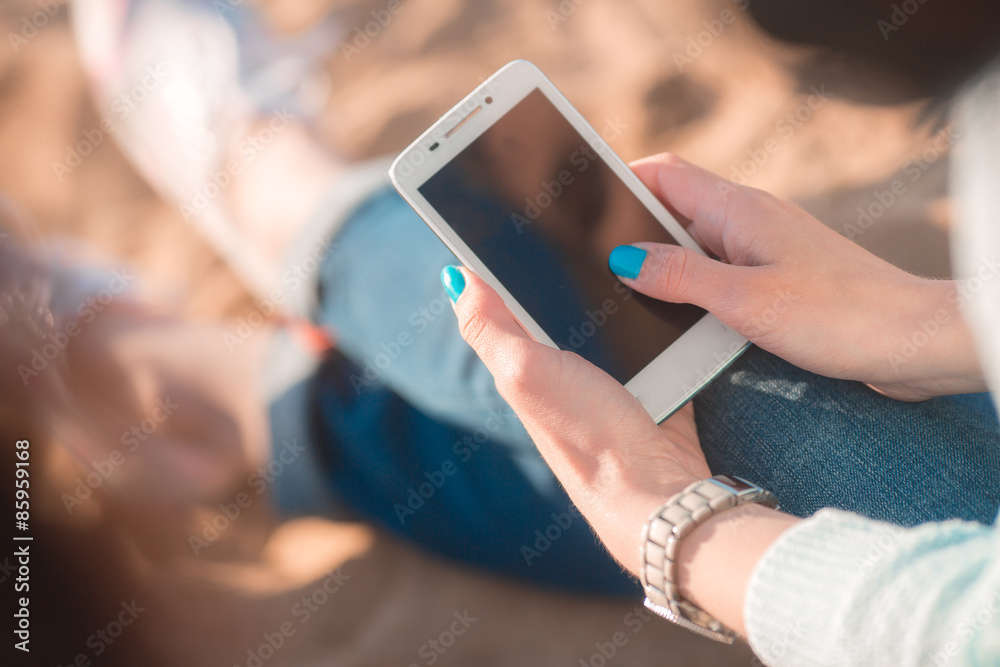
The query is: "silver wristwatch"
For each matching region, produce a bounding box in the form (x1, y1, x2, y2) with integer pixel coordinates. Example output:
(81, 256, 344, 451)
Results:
(640, 475, 779, 644)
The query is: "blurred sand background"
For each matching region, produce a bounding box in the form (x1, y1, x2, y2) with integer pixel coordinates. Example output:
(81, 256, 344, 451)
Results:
(0, 0, 957, 665)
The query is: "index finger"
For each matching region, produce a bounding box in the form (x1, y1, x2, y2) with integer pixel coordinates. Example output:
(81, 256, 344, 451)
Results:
(630, 152, 748, 259)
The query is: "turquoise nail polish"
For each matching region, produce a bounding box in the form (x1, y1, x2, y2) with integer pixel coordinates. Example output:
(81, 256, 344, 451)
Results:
(441, 265, 466, 303)
(609, 245, 647, 280)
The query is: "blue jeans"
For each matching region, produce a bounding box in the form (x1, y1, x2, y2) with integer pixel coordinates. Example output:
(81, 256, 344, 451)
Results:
(309, 188, 1000, 595)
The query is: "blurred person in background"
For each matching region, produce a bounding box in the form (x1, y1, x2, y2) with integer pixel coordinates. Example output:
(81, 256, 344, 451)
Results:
(0, 211, 161, 666)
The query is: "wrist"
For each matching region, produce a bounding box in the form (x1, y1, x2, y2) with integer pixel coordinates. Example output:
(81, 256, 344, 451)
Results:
(638, 475, 794, 641)
(674, 504, 797, 636)
(871, 278, 986, 399)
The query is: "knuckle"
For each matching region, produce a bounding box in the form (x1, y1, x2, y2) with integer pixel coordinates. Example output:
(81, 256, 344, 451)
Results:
(730, 183, 779, 214)
(751, 187, 798, 217)
(655, 247, 695, 298)
(457, 300, 492, 352)
(457, 293, 533, 392)
(654, 151, 683, 168)
(495, 341, 537, 395)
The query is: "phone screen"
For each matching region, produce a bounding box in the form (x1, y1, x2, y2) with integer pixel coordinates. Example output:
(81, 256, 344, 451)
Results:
(419, 88, 706, 383)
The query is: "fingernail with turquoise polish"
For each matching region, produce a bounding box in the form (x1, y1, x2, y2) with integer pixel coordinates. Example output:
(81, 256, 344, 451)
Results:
(609, 245, 647, 280)
(441, 265, 466, 303)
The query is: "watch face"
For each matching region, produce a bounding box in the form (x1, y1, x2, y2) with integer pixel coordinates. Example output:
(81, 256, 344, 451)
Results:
(709, 475, 754, 492)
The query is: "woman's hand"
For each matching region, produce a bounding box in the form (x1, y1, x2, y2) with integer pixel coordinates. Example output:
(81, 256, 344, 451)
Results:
(443, 266, 798, 635)
(442, 266, 708, 575)
(613, 153, 986, 401)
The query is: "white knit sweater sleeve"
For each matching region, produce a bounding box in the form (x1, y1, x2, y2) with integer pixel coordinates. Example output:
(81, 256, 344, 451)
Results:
(745, 509, 1000, 666)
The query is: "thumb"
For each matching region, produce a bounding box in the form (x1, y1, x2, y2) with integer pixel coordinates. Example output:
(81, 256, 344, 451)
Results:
(441, 265, 536, 384)
(608, 242, 746, 312)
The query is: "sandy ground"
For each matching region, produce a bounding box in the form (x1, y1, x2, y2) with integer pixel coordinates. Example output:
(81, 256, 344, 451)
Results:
(0, 0, 955, 665)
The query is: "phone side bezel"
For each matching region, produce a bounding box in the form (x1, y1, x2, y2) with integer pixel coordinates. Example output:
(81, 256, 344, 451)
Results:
(390, 60, 748, 422)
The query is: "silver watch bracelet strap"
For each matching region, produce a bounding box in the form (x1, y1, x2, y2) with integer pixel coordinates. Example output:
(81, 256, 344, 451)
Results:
(640, 476, 778, 644)
(643, 597, 737, 644)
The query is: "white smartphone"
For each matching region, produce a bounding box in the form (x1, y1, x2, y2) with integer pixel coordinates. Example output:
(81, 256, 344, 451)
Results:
(389, 60, 747, 422)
